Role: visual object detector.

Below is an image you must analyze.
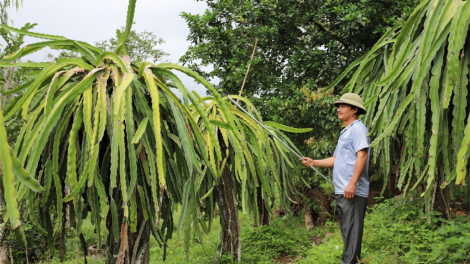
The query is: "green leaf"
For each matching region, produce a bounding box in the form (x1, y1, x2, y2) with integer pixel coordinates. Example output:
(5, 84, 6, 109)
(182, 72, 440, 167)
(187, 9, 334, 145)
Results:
(456, 119, 470, 184)
(0, 62, 52, 68)
(264, 121, 313, 133)
(83, 86, 94, 148)
(95, 52, 129, 73)
(1, 79, 34, 95)
(115, 0, 137, 54)
(326, 54, 367, 92)
(56, 58, 94, 71)
(0, 23, 67, 40)
(62, 158, 91, 203)
(0, 107, 23, 230)
(67, 103, 84, 191)
(371, 21, 451, 147)
(209, 119, 232, 129)
(26, 69, 104, 179)
(142, 68, 165, 189)
(113, 73, 134, 115)
(155, 63, 243, 143)
(11, 150, 43, 192)
(443, 0, 470, 108)
(426, 42, 445, 186)
(125, 87, 138, 201)
(187, 92, 222, 161)
(131, 117, 148, 144)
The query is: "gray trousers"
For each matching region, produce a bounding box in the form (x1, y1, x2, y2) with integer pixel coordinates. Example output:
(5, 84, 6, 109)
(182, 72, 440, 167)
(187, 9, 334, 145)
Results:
(336, 195, 368, 264)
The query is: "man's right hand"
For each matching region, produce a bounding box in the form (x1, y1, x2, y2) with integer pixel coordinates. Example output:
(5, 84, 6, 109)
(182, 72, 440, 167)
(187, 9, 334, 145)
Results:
(300, 157, 315, 167)
(300, 156, 335, 168)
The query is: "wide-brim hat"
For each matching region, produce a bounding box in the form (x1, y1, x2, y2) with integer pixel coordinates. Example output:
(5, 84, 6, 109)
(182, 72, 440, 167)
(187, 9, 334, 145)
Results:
(334, 93, 367, 115)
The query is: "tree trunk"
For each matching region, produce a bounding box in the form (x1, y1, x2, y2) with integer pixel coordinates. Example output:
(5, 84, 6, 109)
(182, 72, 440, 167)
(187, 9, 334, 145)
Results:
(217, 164, 241, 262)
(105, 207, 150, 264)
(304, 203, 315, 231)
(136, 240, 150, 264)
(425, 176, 452, 223)
(254, 187, 270, 227)
(60, 189, 70, 263)
(435, 183, 452, 220)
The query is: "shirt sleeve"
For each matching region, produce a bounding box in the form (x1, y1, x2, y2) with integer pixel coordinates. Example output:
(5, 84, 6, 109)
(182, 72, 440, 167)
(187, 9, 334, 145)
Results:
(352, 126, 370, 153)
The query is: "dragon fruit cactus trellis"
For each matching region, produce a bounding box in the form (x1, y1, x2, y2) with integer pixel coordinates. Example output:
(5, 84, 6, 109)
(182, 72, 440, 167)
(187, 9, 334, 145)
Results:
(328, 0, 470, 220)
(0, 0, 307, 262)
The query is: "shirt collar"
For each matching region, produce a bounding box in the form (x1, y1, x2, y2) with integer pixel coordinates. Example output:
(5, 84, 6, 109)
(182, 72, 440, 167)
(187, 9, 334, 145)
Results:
(340, 119, 362, 135)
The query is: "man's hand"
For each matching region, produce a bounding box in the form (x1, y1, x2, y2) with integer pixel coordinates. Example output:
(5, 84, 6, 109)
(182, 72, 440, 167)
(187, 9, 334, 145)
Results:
(344, 182, 357, 200)
(300, 156, 336, 168)
(300, 157, 314, 167)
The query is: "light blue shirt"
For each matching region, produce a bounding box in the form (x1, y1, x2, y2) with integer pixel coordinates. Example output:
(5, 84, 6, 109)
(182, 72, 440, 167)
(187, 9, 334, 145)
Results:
(333, 119, 370, 198)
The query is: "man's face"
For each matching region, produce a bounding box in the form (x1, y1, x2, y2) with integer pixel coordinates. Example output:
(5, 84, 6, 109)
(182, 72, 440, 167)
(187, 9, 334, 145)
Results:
(337, 104, 357, 121)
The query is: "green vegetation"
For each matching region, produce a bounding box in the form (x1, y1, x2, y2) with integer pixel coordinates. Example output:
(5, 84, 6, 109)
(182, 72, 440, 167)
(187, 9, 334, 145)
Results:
(328, 0, 470, 221)
(39, 194, 470, 263)
(0, 0, 307, 262)
(2, 0, 470, 263)
(181, 0, 421, 166)
(304, 194, 470, 263)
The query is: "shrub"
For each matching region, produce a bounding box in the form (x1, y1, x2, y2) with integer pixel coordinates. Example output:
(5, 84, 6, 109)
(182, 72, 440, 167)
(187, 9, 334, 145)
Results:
(300, 193, 470, 263)
(241, 214, 311, 261)
(364, 193, 470, 263)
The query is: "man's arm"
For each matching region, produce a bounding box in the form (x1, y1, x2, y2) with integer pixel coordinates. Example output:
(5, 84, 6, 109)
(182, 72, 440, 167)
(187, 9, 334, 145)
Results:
(300, 156, 335, 168)
(343, 149, 368, 199)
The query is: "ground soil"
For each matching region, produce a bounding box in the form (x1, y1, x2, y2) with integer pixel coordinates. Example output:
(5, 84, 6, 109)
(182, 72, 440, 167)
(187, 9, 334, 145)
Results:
(275, 255, 304, 264)
(450, 198, 470, 218)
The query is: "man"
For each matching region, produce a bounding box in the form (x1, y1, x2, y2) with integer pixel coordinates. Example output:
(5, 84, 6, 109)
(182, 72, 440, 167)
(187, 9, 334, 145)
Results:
(300, 93, 370, 264)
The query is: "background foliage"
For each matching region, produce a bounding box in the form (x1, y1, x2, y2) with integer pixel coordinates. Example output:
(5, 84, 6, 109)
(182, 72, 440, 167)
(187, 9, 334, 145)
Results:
(5, 0, 470, 262)
(95, 26, 169, 63)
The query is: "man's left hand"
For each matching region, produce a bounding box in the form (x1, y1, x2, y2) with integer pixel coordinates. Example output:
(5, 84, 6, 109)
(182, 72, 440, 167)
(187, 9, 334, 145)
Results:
(344, 182, 357, 200)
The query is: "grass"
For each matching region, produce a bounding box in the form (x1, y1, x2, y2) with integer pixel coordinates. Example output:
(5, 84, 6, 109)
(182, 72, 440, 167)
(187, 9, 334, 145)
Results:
(148, 212, 225, 263)
(40, 193, 470, 263)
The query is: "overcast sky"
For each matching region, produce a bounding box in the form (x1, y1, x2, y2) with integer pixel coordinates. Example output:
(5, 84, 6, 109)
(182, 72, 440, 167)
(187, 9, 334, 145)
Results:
(7, 0, 212, 95)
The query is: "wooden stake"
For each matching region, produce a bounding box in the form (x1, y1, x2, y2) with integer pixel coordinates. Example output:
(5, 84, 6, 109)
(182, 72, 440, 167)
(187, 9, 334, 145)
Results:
(236, 38, 258, 103)
(117, 221, 128, 264)
(9, 247, 13, 264)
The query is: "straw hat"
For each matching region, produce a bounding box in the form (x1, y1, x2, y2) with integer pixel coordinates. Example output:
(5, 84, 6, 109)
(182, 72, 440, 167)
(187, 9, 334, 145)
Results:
(334, 93, 367, 115)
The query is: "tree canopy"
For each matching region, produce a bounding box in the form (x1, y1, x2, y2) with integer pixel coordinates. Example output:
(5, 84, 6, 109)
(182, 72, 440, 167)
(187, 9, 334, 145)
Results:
(95, 26, 169, 63)
(181, 0, 420, 97)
